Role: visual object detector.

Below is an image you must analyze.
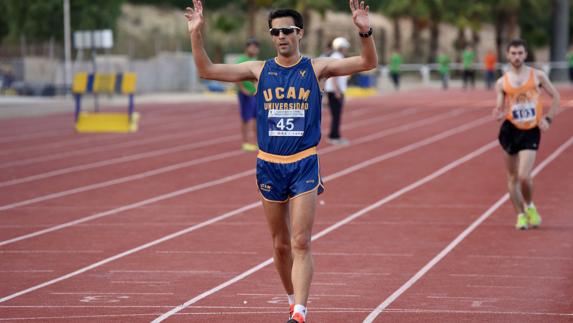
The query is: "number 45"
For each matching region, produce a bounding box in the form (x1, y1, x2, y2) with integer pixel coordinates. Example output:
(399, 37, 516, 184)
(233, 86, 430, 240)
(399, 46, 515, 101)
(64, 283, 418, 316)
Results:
(276, 118, 294, 131)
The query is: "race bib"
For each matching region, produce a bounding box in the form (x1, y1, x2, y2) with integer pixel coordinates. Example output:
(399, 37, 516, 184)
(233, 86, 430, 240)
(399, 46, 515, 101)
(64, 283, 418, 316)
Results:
(511, 101, 536, 122)
(268, 110, 305, 137)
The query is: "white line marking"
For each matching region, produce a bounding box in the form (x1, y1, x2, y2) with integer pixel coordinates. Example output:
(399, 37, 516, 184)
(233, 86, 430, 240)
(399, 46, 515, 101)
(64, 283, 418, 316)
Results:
(467, 254, 573, 261)
(0, 170, 255, 247)
(362, 136, 573, 322)
(109, 270, 223, 274)
(154, 251, 258, 255)
(0, 118, 237, 169)
(152, 140, 498, 322)
(0, 112, 489, 303)
(0, 107, 433, 208)
(0, 250, 102, 254)
(0, 202, 261, 303)
(0, 109, 477, 246)
(381, 308, 573, 316)
(448, 273, 568, 280)
(49, 292, 173, 295)
(0, 135, 239, 188)
(313, 252, 413, 257)
(0, 149, 245, 212)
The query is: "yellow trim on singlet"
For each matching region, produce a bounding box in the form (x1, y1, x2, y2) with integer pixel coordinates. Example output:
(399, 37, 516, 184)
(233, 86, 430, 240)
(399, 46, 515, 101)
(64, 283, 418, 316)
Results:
(257, 146, 317, 164)
(274, 55, 303, 68)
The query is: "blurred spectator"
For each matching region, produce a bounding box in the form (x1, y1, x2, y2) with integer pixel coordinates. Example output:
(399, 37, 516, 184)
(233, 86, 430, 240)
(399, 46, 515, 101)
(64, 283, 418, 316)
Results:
(437, 53, 451, 90)
(462, 46, 476, 89)
(235, 38, 260, 152)
(389, 51, 402, 90)
(484, 51, 497, 90)
(325, 37, 350, 145)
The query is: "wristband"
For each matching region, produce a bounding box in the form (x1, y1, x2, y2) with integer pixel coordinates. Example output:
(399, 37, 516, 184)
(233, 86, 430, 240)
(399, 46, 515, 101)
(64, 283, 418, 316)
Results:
(359, 28, 373, 38)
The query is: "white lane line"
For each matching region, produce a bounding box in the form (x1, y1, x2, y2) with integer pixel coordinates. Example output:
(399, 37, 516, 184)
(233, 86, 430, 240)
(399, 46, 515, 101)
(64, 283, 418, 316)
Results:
(313, 252, 413, 257)
(0, 106, 418, 187)
(362, 136, 573, 322)
(0, 115, 490, 302)
(49, 292, 173, 295)
(0, 202, 261, 303)
(2, 309, 572, 321)
(467, 254, 573, 261)
(448, 273, 568, 280)
(152, 140, 498, 322)
(0, 250, 102, 254)
(0, 106, 422, 205)
(381, 309, 573, 316)
(0, 97, 396, 166)
(0, 149, 245, 212)
(0, 135, 239, 188)
(0, 119, 237, 169)
(0, 109, 474, 246)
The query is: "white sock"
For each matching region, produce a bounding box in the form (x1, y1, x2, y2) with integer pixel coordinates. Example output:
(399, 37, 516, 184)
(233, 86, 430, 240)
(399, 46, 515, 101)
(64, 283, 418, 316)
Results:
(287, 294, 295, 305)
(293, 304, 306, 319)
(528, 202, 535, 208)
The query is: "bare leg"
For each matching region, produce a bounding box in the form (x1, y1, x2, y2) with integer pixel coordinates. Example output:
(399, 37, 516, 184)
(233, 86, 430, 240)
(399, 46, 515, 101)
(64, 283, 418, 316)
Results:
(504, 152, 525, 214)
(261, 198, 294, 296)
(517, 150, 537, 205)
(289, 190, 317, 306)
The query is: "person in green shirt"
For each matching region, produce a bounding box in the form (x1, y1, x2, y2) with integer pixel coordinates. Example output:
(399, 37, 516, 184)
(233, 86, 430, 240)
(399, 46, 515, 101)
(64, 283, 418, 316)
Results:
(462, 45, 476, 89)
(389, 51, 402, 90)
(235, 38, 260, 151)
(437, 53, 451, 90)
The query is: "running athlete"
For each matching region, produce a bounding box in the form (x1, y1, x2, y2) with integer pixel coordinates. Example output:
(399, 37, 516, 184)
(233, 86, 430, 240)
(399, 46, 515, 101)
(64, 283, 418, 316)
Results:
(492, 38, 560, 230)
(184, 1, 378, 322)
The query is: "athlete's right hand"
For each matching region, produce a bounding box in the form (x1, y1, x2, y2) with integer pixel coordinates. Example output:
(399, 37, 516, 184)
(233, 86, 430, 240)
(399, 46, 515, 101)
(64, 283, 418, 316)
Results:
(538, 118, 550, 131)
(184, 0, 204, 33)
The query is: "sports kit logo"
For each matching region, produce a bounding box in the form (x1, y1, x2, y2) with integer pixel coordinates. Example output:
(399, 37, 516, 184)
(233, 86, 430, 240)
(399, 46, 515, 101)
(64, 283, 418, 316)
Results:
(260, 183, 272, 192)
(299, 70, 307, 78)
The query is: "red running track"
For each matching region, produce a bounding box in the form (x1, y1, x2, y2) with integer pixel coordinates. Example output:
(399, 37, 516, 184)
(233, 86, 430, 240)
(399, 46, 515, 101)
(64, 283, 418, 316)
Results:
(0, 88, 572, 322)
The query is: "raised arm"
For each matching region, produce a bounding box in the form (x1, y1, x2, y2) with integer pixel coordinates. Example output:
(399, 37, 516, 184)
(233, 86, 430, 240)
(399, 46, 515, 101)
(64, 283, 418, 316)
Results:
(313, 0, 378, 79)
(185, 0, 262, 82)
(537, 70, 560, 131)
(492, 78, 505, 121)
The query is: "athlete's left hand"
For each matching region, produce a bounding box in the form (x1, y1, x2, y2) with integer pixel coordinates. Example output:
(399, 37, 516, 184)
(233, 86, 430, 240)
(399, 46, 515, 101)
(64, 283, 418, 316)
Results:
(539, 118, 550, 131)
(349, 0, 370, 33)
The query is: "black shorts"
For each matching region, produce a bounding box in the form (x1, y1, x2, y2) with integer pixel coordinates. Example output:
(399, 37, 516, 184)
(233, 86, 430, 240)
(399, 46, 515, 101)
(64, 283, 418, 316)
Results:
(498, 120, 540, 155)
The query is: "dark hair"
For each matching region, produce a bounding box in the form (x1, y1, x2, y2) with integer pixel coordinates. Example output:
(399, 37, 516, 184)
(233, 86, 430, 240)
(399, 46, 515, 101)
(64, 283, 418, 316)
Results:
(268, 9, 304, 29)
(246, 38, 259, 47)
(507, 38, 528, 52)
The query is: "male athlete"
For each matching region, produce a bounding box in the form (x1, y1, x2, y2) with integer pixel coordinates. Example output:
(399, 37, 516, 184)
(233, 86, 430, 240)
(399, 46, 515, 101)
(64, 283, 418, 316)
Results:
(185, 0, 378, 322)
(492, 39, 559, 230)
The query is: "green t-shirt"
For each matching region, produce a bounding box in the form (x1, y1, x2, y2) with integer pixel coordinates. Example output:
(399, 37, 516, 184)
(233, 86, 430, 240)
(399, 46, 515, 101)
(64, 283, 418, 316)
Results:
(462, 50, 475, 70)
(389, 53, 402, 73)
(437, 54, 451, 74)
(235, 54, 256, 95)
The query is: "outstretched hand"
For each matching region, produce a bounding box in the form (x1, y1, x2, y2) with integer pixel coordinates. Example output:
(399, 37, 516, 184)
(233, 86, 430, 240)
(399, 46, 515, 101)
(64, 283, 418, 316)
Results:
(349, 0, 370, 33)
(184, 0, 205, 33)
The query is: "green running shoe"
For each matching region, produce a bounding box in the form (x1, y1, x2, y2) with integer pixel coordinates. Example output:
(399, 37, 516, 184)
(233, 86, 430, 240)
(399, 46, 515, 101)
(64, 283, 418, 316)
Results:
(527, 205, 542, 228)
(515, 213, 528, 230)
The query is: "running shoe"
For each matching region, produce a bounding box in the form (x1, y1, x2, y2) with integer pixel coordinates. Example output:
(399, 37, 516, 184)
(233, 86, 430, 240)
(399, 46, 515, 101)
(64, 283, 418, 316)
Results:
(515, 213, 528, 230)
(526, 205, 542, 228)
(287, 312, 305, 323)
